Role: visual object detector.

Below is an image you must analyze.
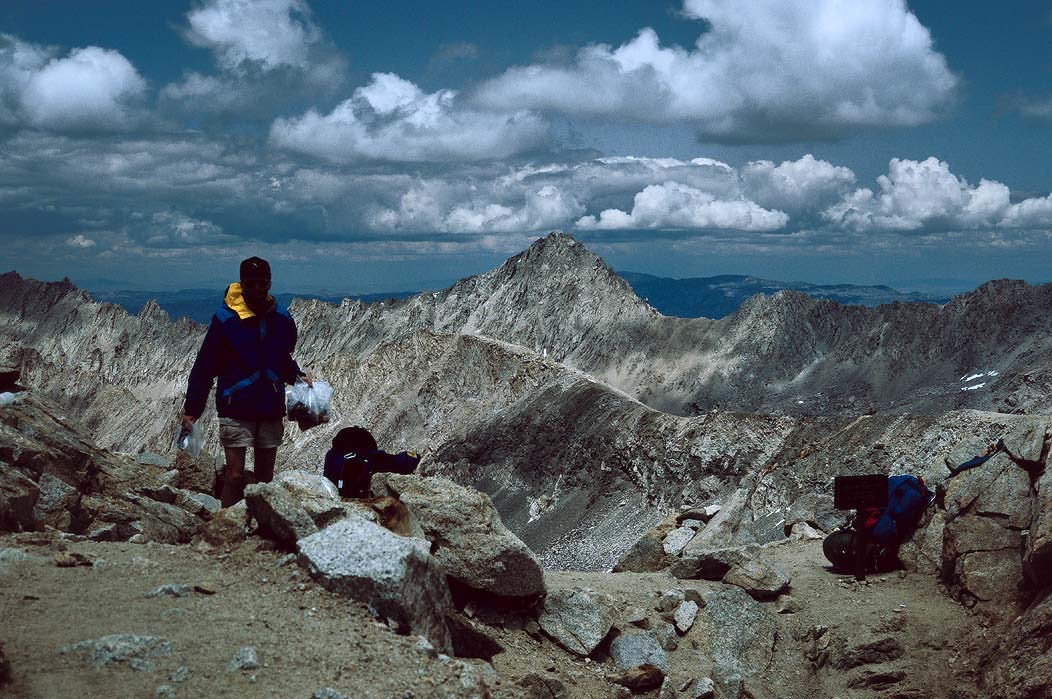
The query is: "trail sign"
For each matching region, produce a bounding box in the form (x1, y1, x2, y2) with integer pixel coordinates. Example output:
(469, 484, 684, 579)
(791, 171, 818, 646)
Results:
(833, 474, 889, 510)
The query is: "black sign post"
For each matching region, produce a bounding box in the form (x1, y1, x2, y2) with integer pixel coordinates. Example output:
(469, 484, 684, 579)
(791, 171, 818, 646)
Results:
(833, 474, 889, 581)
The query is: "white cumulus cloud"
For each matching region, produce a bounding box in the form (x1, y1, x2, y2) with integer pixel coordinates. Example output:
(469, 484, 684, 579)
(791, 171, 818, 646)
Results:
(824, 157, 1013, 231)
(164, 0, 345, 114)
(270, 72, 549, 162)
(0, 35, 146, 131)
(369, 182, 583, 233)
(184, 0, 321, 71)
(1002, 195, 1052, 229)
(741, 154, 856, 213)
(66, 234, 96, 248)
(145, 211, 235, 247)
(576, 182, 788, 231)
(474, 0, 957, 141)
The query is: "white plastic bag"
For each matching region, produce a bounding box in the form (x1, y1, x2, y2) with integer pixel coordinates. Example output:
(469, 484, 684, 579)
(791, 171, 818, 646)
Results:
(286, 380, 332, 431)
(174, 420, 205, 458)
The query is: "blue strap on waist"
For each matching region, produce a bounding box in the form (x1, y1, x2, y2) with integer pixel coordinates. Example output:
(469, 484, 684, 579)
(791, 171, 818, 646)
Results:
(221, 369, 280, 400)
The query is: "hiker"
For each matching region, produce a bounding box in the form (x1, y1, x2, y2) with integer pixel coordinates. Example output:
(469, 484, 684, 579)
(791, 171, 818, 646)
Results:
(944, 439, 1003, 478)
(323, 426, 420, 497)
(823, 474, 933, 575)
(180, 256, 310, 507)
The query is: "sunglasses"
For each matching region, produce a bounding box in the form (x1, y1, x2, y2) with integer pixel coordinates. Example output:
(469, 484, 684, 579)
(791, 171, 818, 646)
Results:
(241, 278, 270, 289)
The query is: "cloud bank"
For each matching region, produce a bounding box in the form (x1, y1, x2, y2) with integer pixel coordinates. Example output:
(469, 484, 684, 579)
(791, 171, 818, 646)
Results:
(270, 72, 549, 162)
(474, 0, 958, 141)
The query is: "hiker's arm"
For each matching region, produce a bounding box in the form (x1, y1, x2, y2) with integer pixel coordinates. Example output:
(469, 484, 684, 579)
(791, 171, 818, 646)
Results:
(183, 316, 222, 419)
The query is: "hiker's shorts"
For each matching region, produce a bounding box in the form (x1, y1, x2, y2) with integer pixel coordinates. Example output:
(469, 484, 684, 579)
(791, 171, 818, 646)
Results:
(218, 417, 284, 449)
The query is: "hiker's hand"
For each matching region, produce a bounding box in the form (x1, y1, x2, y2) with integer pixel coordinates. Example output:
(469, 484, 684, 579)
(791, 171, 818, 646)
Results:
(300, 373, 313, 388)
(181, 414, 196, 430)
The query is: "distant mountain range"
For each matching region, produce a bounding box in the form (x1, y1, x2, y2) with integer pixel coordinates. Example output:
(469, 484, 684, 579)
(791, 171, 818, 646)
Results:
(87, 273, 951, 324)
(618, 272, 950, 319)
(87, 288, 419, 324)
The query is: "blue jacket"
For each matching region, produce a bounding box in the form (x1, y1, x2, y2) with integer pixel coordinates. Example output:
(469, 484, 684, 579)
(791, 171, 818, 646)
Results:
(183, 283, 303, 420)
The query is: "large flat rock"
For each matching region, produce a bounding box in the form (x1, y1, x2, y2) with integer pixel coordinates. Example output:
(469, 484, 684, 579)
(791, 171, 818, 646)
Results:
(298, 517, 453, 654)
(372, 474, 544, 599)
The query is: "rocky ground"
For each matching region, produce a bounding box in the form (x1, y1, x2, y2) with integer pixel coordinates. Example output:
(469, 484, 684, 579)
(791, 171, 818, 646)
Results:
(4, 234, 1052, 698)
(0, 531, 979, 699)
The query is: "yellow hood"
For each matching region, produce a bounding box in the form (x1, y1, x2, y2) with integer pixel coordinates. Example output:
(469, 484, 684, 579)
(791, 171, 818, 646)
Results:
(224, 282, 274, 320)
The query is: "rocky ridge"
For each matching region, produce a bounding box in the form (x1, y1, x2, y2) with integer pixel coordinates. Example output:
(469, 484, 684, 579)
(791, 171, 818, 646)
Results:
(1, 391, 1038, 698)
(3, 234, 1052, 696)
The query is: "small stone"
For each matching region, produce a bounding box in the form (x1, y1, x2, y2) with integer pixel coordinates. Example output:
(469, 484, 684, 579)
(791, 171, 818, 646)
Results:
(789, 522, 825, 541)
(538, 587, 615, 657)
(415, 637, 438, 659)
(59, 634, 173, 669)
(227, 646, 259, 672)
(681, 519, 704, 530)
(610, 632, 668, 672)
(673, 601, 699, 634)
(156, 685, 177, 699)
(312, 689, 350, 699)
(609, 687, 632, 699)
(652, 622, 678, 652)
(776, 595, 801, 614)
(690, 677, 716, 699)
(168, 666, 192, 683)
(660, 675, 678, 699)
(146, 584, 193, 598)
(54, 551, 93, 567)
(277, 553, 297, 567)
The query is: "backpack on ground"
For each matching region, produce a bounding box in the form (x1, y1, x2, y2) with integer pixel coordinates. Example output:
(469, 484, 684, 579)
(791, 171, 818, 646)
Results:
(822, 474, 933, 573)
(322, 425, 421, 497)
(870, 475, 933, 546)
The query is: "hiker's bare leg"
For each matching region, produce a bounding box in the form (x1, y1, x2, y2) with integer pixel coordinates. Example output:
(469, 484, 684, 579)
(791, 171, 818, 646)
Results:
(221, 446, 247, 507)
(254, 447, 277, 484)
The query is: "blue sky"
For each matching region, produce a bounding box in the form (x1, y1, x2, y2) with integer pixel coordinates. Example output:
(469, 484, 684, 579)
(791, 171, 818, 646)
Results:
(0, 0, 1049, 294)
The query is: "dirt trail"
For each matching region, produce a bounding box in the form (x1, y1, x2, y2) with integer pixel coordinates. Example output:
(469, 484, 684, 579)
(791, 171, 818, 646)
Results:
(0, 533, 980, 699)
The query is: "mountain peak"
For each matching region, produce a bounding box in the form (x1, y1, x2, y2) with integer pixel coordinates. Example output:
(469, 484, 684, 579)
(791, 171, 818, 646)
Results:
(520, 231, 594, 264)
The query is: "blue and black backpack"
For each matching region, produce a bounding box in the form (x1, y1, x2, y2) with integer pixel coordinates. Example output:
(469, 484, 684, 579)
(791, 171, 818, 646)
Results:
(870, 475, 934, 546)
(322, 426, 421, 497)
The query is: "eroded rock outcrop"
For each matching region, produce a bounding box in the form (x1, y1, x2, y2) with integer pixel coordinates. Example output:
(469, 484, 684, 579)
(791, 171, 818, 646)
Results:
(0, 393, 214, 542)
